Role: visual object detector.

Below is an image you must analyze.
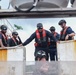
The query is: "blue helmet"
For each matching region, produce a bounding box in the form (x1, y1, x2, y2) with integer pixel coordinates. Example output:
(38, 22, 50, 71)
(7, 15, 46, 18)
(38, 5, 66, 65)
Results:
(49, 26, 55, 31)
(58, 20, 66, 25)
(1, 25, 7, 30)
(37, 23, 43, 29)
(12, 31, 18, 35)
(35, 50, 46, 60)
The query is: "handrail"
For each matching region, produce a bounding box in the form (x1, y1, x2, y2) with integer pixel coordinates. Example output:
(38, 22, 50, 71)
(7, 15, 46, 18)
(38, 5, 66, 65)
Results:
(0, 46, 25, 50)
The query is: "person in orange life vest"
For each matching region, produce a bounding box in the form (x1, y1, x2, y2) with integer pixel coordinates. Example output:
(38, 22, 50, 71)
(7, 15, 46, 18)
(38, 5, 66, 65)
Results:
(49, 26, 60, 61)
(8, 31, 22, 47)
(0, 25, 8, 47)
(58, 19, 75, 41)
(20, 23, 57, 61)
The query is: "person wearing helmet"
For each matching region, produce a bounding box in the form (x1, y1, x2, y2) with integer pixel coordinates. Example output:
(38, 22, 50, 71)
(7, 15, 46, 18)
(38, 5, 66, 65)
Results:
(33, 50, 50, 75)
(20, 23, 57, 61)
(58, 19, 75, 41)
(0, 25, 8, 47)
(8, 31, 22, 47)
(35, 50, 47, 61)
(49, 26, 60, 61)
(34, 51, 59, 75)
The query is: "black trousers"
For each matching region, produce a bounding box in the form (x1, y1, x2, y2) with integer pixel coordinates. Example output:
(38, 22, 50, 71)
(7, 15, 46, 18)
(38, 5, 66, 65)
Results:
(49, 48, 58, 61)
(34, 47, 49, 61)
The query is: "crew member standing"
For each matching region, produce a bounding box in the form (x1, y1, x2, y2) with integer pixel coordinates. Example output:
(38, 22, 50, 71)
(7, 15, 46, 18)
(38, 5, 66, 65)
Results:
(20, 23, 57, 61)
(8, 31, 22, 47)
(49, 26, 60, 61)
(0, 25, 8, 47)
(58, 19, 75, 41)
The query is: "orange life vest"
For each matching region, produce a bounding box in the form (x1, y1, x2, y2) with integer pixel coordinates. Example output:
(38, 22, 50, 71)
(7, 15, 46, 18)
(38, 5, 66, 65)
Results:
(60, 26, 68, 35)
(36, 29, 46, 39)
(0, 31, 7, 45)
(34, 29, 46, 47)
(60, 26, 69, 40)
(11, 37, 17, 45)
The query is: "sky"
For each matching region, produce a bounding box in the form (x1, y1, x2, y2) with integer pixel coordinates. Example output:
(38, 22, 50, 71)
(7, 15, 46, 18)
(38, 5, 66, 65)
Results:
(0, 0, 76, 61)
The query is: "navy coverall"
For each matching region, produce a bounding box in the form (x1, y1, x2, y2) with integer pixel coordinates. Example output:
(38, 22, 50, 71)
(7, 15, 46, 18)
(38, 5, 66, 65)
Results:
(0, 32, 7, 47)
(8, 36, 22, 47)
(49, 32, 60, 61)
(60, 27, 75, 41)
(22, 30, 57, 60)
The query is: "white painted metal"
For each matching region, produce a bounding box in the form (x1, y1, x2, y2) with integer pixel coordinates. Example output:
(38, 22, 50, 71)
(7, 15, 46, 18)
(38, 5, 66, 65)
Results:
(0, 46, 26, 61)
(0, 62, 24, 75)
(57, 40, 76, 61)
(72, 0, 76, 7)
(7, 47, 24, 61)
(0, 47, 26, 75)
(10, 0, 69, 10)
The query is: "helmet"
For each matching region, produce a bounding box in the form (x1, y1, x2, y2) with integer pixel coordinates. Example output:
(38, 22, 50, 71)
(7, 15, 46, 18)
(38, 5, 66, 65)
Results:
(49, 26, 55, 31)
(0, 25, 7, 30)
(58, 20, 66, 25)
(35, 50, 46, 60)
(12, 31, 18, 35)
(37, 23, 43, 29)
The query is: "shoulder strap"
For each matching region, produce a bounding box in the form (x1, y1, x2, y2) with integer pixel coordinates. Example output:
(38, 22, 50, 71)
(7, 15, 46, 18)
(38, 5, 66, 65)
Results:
(54, 32, 57, 37)
(0, 32, 7, 45)
(36, 30, 40, 39)
(36, 29, 46, 39)
(0, 32, 7, 40)
(42, 29, 46, 37)
(61, 26, 69, 35)
(12, 37, 17, 45)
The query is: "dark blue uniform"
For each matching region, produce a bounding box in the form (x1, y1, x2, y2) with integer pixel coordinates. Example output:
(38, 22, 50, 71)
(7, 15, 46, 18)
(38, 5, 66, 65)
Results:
(8, 36, 22, 47)
(60, 27, 75, 41)
(0, 32, 7, 47)
(22, 30, 57, 60)
(49, 32, 60, 61)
